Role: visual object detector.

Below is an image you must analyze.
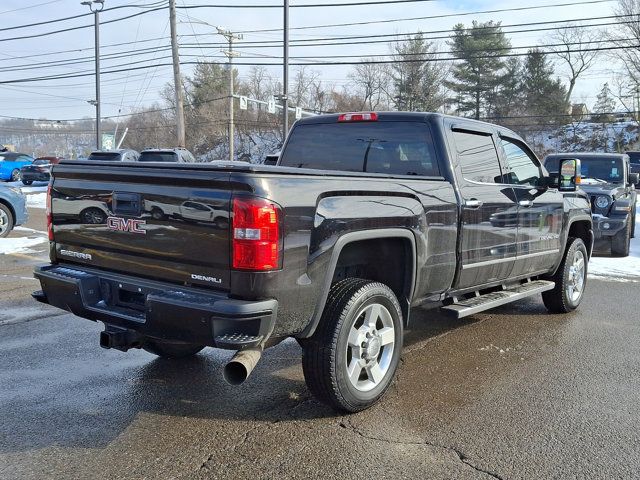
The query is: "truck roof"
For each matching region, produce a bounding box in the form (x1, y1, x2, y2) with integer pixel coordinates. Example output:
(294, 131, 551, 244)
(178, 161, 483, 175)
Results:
(295, 111, 524, 142)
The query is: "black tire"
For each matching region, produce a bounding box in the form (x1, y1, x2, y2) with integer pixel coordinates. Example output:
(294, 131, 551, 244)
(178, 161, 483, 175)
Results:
(611, 221, 631, 257)
(143, 339, 205, 359)
(630, 207, 636, 239)
(22, 179, 33, 186)
(0, 203, 15, 238)
(302, 278, 403, 413)
(10, 169, 20, 182)
(542, 237, 588, 313)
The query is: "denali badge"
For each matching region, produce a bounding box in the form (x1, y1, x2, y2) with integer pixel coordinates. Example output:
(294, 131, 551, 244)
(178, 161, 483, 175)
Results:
(59, 249, 92, 260)
(191, 273, 222, 284)
(107, 216, 146, 234)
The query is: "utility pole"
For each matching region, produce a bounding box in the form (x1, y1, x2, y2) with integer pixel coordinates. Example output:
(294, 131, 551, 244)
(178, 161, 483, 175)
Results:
(217, 27, 242, 161)
(283, 0, 290, 141)
(169, 0, 186, 147)
(81, 0, 104, 150)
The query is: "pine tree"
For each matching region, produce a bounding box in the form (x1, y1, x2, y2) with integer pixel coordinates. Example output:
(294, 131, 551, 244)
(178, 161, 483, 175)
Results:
(520, 49, 569, 125)
(446, 21, 511, 119)
(592, 83, 617, 123)
(392, 33, 446, 112)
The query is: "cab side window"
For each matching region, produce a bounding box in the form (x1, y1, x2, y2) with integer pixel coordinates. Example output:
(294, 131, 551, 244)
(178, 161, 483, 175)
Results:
(453, 130, 503, 184)
(500, 138, 542, 186)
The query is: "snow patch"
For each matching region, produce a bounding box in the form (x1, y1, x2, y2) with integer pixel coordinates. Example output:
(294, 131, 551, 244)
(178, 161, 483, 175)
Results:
(0, 236, 47, 255)
(588, 204, 640, 280)
(26, 192, 46, 209)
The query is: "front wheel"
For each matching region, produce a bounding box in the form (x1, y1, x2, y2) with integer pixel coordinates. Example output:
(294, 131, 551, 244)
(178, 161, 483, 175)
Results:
(22, 179, 33, 186)
(143, 339, 205, 359)
(542, 237, 588, 313)
(0, 203, 15, 238)
(10, 169, 20, 182)
(611, 221, 631, 257)
(302, 278, 403, 412)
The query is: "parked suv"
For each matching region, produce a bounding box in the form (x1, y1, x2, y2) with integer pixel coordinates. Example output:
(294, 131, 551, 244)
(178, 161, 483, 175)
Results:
(35, 112, 592, 412)
(544, 153, 638, 256)
(139, 148, 197, 163)
(625, 151, 640, 176)
(87, 149, 140, 162)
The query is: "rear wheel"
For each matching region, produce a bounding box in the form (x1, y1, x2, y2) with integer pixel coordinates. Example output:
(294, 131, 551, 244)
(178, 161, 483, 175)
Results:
(611, 221, 631, 257)
(10, 169, 20, 182)
(542, 237, 588, 313)
(0, 203, 14, 238)
(302, 278, 403, 412)
(143, 339, 205, 359)
(630, 207, 636, 239)
(21, 179, 33, 186)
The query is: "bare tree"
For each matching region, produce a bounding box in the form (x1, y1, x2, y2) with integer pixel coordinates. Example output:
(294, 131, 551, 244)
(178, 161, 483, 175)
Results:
(609, 0, 640, 84)
(348, 62, 392, 110)
(551, 23, 599, 103)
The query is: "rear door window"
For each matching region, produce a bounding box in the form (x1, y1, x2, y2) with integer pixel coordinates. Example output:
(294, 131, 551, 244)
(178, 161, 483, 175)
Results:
(280, 121, 440, 176)
(453, 130, 503, 184)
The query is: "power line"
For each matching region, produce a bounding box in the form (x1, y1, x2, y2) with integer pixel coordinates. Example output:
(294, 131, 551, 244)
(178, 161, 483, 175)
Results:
(237, 0, 616, 33)
(0, 15, 632, 75)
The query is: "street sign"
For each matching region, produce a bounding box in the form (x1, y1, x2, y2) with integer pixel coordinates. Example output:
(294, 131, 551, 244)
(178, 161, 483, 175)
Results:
(239, 96, 248, 110)
(102, 134, 115, 150)
(267, 97, 276, 114)
(295, 107, 302, 119)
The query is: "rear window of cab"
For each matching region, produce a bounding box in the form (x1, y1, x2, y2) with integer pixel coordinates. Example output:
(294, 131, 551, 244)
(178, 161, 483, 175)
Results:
(280, 121, 440, 177)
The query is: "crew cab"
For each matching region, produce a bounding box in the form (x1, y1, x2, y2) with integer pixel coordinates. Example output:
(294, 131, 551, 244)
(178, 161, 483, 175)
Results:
(544, 152, 638, 256)
(33, 112, 592, 412)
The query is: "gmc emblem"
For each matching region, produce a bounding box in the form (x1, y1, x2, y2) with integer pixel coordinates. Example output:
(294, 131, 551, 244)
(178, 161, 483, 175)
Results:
(107, 216, 147, 235)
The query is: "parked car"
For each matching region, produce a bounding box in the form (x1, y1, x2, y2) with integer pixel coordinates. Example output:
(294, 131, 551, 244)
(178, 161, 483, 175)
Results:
(138, 148, 197, 163)
(20, 158, 60, 185)
(34, 112, 592, 412)
(625, 151, 640, 175)
(544, 152, 638, 256)
(0, 152, 34, 182)
(87, 149, 140, 162)
(0, 184, 28, 237)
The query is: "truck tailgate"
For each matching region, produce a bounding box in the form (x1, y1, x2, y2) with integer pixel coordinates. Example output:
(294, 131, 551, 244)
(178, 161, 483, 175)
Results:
(50, 162, 233, 291)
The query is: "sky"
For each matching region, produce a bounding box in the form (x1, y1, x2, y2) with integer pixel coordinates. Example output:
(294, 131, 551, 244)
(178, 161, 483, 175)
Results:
(0, 0, 621, 122)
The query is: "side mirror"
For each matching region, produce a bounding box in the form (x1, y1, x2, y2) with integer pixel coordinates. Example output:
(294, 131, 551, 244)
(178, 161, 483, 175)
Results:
(629, 172, 639, 186)
(558, 158, 581, 192)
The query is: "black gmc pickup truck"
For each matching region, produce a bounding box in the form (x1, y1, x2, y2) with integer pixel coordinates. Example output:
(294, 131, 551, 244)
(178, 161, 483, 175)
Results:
(34, 112, 593, 412)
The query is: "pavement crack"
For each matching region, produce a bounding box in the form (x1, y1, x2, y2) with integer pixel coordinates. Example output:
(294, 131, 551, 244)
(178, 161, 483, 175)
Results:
(341, 418, 504, 480)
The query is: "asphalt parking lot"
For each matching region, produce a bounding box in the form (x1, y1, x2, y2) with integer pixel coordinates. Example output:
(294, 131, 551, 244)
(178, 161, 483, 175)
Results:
(1, 193, 639, 480)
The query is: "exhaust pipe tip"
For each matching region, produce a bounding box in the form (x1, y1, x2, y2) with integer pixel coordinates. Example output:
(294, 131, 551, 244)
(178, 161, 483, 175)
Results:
(223, 348, 262, 385)
(223, 361, 250, 385)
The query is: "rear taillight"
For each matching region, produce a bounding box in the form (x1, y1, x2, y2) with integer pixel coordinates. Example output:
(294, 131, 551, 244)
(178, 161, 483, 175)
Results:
(232, 196, 281, 271)
(46, 184, 53, 241)
(337, 112, 378, 122)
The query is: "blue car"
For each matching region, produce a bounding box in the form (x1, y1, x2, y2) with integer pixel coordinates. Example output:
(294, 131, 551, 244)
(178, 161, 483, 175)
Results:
(0, 152, 34, 182)
(0, 184, 28, 237)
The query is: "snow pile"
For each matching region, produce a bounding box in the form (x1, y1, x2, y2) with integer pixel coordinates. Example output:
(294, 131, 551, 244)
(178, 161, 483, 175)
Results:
(588, 204, 640, 281)
(526, 120, 639, 155)
(0, 236, 47, 255)
(26, 192, 46, 209)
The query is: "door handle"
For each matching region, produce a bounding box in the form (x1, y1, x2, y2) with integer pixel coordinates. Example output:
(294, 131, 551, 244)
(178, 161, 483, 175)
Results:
(464, 199, 483, 209)
(518, 200, 534, 208)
